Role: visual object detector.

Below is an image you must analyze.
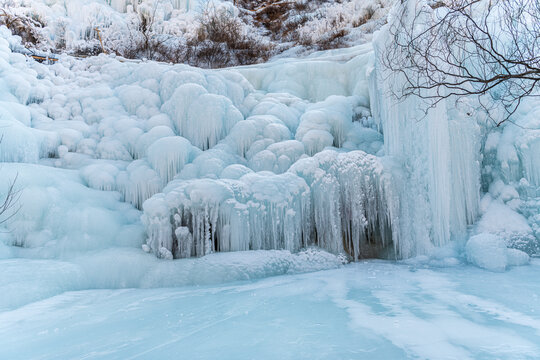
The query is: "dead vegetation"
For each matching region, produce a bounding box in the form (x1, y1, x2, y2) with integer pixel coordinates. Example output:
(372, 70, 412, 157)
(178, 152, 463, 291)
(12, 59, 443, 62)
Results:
(1, 0, 382, 68)
(191, 6, 273, 67)
(237, 0, 378, 52)
(0, 8, 44, 47)
(109, 3, 273, 68)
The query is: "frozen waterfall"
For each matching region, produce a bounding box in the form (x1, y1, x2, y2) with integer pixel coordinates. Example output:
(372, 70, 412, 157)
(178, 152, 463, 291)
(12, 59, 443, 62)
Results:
(143, 150, 401, 260)
(1, 0, 537, 264)
(368, 1, 482, 255)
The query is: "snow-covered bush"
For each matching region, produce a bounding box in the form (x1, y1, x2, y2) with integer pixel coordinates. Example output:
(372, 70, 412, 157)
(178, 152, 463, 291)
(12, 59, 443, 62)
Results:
(295, 1, 378, 49)
(243, 0, 387, 51)
(0, 0, 390, 67)
(0, 7, 46, 47)
(191, 4, 273, 67)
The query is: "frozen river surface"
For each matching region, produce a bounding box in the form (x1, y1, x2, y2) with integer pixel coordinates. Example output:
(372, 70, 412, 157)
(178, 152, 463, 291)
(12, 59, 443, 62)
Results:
(1, 259, 539, 360)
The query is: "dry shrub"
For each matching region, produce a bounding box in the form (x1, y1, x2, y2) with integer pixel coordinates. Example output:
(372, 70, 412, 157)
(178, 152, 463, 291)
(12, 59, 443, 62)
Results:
(240, 0, 363, 51)
(352, 7, 376, 28)
(0, 8, 44, 46)
(196, 7, 245, 45)
(252, 1, 296, 36)
(191, 7, 273, 67)
(72, 41, 105, 57)
(313, 28, 349, 50)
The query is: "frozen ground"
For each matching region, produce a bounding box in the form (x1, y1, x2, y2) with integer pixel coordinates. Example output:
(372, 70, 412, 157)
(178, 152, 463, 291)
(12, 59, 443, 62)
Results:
(1, 260, 540, 360)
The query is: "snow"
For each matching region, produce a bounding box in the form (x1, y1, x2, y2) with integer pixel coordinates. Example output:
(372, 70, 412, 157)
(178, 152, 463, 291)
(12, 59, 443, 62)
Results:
(477, 200, 532, 237)
(0, 163, 144, 257)
(465, 233, 529, 272)
(1, 1, 538, 262)
(0, 0, 539, 358)
(0, 248, 343, 311)
(1, 260, 540, 360)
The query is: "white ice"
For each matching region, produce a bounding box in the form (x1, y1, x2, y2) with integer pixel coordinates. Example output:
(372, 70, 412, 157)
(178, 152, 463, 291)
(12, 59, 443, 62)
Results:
(0, 0, 540, 358)
(1, 260, 539, 360)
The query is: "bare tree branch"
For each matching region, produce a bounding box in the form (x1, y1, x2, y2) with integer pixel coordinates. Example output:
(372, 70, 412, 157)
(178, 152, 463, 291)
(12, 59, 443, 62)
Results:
(0, 136, 21, 226)
(0, 173, 21, 226)
(381, 0, 540, 126)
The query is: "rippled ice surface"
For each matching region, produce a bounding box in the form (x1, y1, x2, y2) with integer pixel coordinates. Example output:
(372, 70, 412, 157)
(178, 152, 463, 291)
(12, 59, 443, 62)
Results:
(1, 260, 539, 360)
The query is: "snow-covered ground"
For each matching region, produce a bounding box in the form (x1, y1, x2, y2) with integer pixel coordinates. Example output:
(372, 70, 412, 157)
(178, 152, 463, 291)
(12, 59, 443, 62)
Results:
(1, 260, 540, 360)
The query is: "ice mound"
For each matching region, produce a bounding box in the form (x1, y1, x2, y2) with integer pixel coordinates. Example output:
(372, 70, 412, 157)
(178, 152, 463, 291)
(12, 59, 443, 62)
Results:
(162, 84, 244, 150)
(466, 234, 529, 272)
(295, 95, 355, 155)
(476, 197, 537, 254)
(139, 247, 345, 288)
(0, 164, 144, 257)
(146, 136, 196, 182)
(290, 150, 399, 258)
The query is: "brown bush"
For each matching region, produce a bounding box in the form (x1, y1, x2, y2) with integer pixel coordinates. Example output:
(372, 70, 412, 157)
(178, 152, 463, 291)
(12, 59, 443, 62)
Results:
(192, 7, 273, 67)
(352, 7, 376, 28)
(0, 8, 44, 46)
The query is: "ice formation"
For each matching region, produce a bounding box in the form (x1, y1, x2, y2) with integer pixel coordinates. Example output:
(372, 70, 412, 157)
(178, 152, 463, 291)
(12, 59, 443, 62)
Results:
(2, 1, 540, 358)
(466, 234, 529, 272)
(370, 2, 482, 256)
(0, 0, 539, 266)
(143, 150, 401, 259)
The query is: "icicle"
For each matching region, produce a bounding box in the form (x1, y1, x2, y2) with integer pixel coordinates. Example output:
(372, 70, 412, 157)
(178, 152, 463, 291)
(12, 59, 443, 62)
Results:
(369, 2, 481, 255)
(143, 149, 399, 260)
(142, 172, 311, 258)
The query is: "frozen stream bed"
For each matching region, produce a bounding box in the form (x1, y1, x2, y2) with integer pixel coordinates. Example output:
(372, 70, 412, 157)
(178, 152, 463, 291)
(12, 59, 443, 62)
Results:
(1, 259, 539, 360)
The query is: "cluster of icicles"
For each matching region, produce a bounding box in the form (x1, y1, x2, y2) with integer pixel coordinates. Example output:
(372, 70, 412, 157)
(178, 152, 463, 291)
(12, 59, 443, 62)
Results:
(142, 150, 401, 260)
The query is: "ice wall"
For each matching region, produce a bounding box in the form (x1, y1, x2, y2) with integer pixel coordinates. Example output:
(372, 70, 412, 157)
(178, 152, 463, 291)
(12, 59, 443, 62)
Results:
(1, 24, 401, 261)
(136, 44, 402, 260)
(369, 1, 482, 255)
(136, 0, 539, 260)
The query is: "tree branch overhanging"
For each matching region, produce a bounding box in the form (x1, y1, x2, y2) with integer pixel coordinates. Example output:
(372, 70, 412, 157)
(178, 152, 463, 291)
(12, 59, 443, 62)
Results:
(382, 0, 540, 126)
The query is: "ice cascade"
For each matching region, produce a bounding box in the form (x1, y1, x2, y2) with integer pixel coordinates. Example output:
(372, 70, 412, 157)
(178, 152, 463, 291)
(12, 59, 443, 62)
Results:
(369, 1, 481, 255)
(142, 150, 401, 259)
